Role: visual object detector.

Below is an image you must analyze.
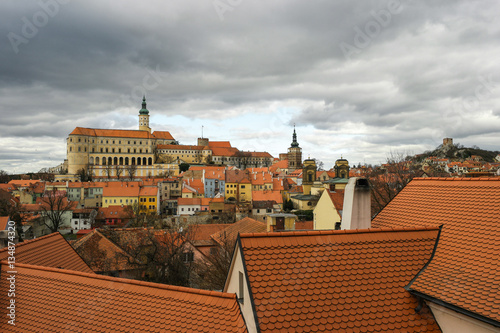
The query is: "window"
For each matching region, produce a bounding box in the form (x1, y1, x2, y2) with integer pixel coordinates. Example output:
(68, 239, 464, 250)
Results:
(238, 272, 244, 303)
(241, 185, 245, 189)
(183, 252, 194, 263)
(335, 222, 342, 230)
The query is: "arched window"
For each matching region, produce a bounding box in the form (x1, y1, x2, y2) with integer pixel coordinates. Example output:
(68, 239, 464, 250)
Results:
(119, 157, 123, 165)
(137, 158, 141, 165)
(95, 157, 100, 165)
(143, 157, 147, 165)
(114, 157, 118, 165)
(102, 157, 106, 165)
(108, 157, 112, 165)
(148, 157, 153, 165)
(125, 157, 129, 165)
(131, 157, 136, 165)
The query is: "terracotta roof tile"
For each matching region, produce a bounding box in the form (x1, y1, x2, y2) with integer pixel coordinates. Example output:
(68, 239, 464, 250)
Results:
(139, 187, 157, 196)
(72, 229, 142, 272)
(372, 177, 500, 324)
(70, 127, 158, 139)
(189, 224, 230, 246)
(0, 262, 248, 332)
(0, 216, 8, 230)
(211, 217, 266, 246)
(151, 130, 175, 140)
(0, 232, 93, 273)
(238, 228, 441, 332)
(208, 141, 232, 148)
(252, 190, 283, 204)
(328, 189, 344, 215)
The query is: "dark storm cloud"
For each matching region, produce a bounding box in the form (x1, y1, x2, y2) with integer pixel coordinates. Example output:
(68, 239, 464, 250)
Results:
(0, 0, 499, 171)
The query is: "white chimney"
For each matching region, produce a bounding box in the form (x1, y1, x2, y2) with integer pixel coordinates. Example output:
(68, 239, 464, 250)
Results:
(341, 177, 371, 230)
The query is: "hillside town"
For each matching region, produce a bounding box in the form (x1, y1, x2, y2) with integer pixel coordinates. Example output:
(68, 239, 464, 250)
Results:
(0, 99, 499, 332)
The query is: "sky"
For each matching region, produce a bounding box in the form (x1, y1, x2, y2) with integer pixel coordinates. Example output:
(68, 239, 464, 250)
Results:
(1, 0, 499, 173)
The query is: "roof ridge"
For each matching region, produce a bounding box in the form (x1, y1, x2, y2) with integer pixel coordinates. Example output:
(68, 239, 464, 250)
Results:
(240, 226, 440, 238)
(414, 177, 500, 181)
(1, 261, 238, 300)
(0, 232, 61, 254)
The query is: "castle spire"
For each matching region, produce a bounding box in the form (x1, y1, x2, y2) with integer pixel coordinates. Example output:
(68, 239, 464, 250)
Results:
(139, 96, 149, 115)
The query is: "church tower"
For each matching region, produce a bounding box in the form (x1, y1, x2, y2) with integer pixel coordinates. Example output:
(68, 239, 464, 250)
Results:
(139, 96, 151, 133)
(334, 156, 350, 179)
(288, 126, 302, 172)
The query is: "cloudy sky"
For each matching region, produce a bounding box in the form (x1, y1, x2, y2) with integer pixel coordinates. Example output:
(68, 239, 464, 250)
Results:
(1, 0, 499, 173)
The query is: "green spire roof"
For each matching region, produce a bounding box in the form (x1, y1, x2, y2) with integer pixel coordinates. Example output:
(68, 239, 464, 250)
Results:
(139, 96, 149, 115)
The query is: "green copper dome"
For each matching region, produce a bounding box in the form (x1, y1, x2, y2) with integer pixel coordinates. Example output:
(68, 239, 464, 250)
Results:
(139, 96, 149, 115)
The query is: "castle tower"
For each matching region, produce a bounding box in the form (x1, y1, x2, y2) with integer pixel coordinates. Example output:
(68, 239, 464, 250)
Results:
(139, 96, 151, 133)
(288, 126, 302, 172)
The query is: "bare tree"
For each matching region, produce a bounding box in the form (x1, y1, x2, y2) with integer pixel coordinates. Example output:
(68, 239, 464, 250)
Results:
(105, 163, 113, 179)
(368, 152, 419, 217)
(40, 188, 75, 233)
(126, 164, 137, 181)
(114, 164, 123, 180)
(77, 164, 93, 182)
(194, 150, 203, 164)
(102, 227, 197, 287)
(0, 170, 9, 183)
(194, 229, 236, 290)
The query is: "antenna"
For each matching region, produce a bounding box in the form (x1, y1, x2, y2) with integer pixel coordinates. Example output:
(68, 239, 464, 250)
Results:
(202, 125, 204, 139)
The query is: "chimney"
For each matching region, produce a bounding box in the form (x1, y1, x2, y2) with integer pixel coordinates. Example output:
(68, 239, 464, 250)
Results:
(341, 177, 371, 230)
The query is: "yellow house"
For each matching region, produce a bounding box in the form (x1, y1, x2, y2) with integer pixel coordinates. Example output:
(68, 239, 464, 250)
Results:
(322, 178, 349, 191)
(139, 187, 158, 214)
(102, 185, 139, 208)
(225, 169, 252, 203)
(313, 189, 344, 230)
(266, 213, 297, 232)
(238, 179, 252, 203)
(290, 194, 320, 210)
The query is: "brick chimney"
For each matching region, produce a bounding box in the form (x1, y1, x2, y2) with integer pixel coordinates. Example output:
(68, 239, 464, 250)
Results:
(341, 177, 371, 230)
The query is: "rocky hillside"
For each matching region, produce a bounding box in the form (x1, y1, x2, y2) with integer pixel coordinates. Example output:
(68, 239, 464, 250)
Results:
(414, 143, 499, 163)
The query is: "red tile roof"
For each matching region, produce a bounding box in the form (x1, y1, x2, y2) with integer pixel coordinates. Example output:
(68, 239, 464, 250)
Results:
(103, 185, 140, 197)
(72, 229, 141, 272)
(236, 228, 441, 333)
(211, 147, 240, 157)
(151, 130, 175, 140)
(372, 177, 500, 325)
(0, 232, 93, 273)
(0, 262, 248, 332)
(328, 189, 344, 215)
(189, 224, 230, 246)
(0, 216, 8, 230)
(69, 128, 174, 141)
(211, 217, 266, 246)
(208, 141, 232, 148)
(294, 220, 314, 230)
(270, 159, 288, 172)
(139, 187, 157, 196)
(251, 190, 283, 204)
(97, 205, 132, 220)
(226, 170, 250, 184)
(8, 179, 41, 188)
(177, 197, 202, 206)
